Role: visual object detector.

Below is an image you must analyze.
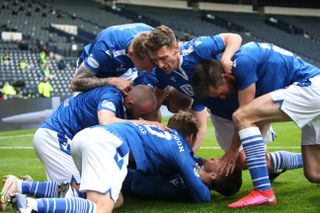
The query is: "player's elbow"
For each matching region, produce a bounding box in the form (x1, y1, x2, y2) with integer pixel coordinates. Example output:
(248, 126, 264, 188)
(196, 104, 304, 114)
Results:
(233, 33, 242, 44)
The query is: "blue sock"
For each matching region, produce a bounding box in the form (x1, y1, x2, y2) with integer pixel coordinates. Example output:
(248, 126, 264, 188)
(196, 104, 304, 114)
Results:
(22, 181, 59, 198)
(270, 151, 303, 172)
(240, 127, 272, 191)
(37, 197, 96, 213)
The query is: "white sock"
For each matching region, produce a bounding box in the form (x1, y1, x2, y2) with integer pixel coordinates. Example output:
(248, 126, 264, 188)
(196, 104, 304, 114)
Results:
(27, 197, 38, 211)
(16, 179, 22, 193)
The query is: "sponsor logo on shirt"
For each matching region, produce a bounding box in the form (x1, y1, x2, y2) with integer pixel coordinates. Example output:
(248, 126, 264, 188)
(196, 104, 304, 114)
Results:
(87, 54, 99, 69)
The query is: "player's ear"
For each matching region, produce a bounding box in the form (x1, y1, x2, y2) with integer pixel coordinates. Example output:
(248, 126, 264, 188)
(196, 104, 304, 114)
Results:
(174, 42, 179, 52)
(209, 172, 218, 181)
(128, 48, 134, 57)
(186, 134, 196, 147)
(221, 73, 235, 82)
(124, 97, 134, 108)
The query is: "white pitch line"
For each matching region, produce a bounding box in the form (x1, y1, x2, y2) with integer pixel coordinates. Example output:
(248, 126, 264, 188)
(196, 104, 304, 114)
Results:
(0, 134, 33, 139)
(0, 146, 33, 149)
(0, 146, 301, 150)
(200, 146, 301, 149)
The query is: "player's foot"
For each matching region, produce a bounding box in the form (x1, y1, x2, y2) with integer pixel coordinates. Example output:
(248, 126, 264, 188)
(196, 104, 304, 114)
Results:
(228, 189, 277, 208)
(58, 181, 74, 198)
(10, 193, 33, 213)
(1, 175, 18, 211)
(269, 169, 287, 183)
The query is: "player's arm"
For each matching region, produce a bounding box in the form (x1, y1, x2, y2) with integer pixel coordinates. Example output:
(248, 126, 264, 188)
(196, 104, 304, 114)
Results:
(70, 63, 132, 95)
(178, 162, 211, 203)
(173, 147, 211, 203)
(98, 110, 125, 125)
(218, 33, 242, 74)
(219, 83, 256, 175)
(191, 108, 208, 153)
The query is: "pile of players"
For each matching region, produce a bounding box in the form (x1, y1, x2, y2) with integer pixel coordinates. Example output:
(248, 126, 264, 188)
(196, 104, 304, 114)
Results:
(1, 22, 319, 213)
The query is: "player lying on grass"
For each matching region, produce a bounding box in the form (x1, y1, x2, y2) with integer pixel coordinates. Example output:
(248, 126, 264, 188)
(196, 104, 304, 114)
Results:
(3, 111, 242, 213)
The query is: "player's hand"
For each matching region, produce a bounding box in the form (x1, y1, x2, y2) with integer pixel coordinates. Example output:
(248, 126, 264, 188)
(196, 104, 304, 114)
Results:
(110, 78, 133, 95)
(220, 58, 233, 75)
(218, 147, 239, 176)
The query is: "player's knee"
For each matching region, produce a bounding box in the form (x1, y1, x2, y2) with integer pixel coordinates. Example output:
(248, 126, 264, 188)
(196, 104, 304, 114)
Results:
(87, 191, 114, 213)
(232, 108, 245, 127)
(304, 169, 320, 183)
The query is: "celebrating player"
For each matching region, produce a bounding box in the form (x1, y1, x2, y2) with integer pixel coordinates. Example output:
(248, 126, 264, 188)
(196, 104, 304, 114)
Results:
(71, 23, 154, 95)
(191, 42, 320, 208)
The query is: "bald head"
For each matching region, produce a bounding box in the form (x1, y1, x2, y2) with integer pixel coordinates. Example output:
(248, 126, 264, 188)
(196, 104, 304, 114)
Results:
(125, 85, 157, 119)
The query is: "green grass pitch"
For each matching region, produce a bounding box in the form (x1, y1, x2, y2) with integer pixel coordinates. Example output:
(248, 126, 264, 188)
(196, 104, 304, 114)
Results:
(0, 121, 319, 212)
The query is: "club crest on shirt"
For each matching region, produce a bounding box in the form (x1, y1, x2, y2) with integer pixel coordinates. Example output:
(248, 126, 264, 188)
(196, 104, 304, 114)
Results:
(87, 54, 99, 69)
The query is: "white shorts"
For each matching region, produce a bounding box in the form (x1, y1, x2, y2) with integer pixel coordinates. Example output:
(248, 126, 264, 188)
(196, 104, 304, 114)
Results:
(270, 75, 320, 145)
(33, 128, 80, 183)
(210, 114, 275, 151)
(71, 127, 129, 202)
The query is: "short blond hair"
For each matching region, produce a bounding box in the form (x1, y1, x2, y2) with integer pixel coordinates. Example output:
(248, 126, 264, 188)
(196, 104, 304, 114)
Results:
(167, 111, 198, 139)
(131, 32, 150, 59)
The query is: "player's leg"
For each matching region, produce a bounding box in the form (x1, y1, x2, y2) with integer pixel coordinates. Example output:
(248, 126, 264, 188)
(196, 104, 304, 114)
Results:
(211, 114, 302, 183)
(11, 193, 96, 213)
(32, 128, 80, 183)
(11, 127, 129, 213)
(301, 145, 320, 183)
(301, 118, 320, 183)
(229, 94, 289, 208)
(72, 127, 129, 211)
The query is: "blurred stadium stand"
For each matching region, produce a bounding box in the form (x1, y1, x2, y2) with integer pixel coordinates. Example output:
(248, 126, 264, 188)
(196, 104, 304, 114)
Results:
(0, 0, 320, 100)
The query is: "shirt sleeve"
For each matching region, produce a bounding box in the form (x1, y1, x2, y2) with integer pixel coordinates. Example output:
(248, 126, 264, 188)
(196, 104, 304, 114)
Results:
(191, 100, 206, 112)
(233, 55, 258, 91)
(84, 41, 113, 75)
(97, 89, 122, 113)
(193, 35, 225, 60)
(171, 142, 211, 203)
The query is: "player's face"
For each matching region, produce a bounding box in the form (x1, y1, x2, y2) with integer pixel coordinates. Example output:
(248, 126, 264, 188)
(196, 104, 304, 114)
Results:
(133, 56, 155, 72)
(208, 81, 235, 99)
(149, 44, 179, 74)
